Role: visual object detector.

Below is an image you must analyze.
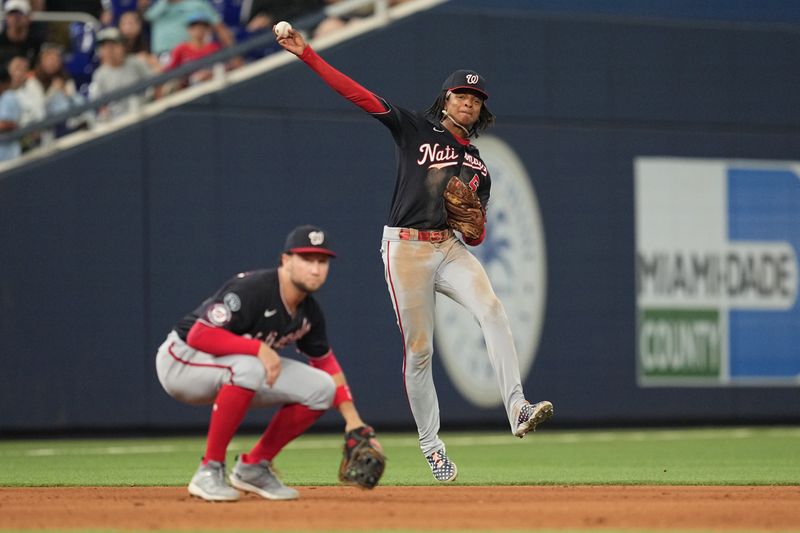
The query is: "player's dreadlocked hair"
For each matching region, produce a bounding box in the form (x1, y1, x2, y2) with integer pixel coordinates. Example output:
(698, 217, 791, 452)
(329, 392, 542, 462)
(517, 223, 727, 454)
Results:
(424, 90, 495, 138)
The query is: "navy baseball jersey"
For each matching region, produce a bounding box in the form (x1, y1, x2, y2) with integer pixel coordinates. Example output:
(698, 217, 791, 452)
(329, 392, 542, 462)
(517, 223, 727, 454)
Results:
(174, 268, 329, 357)
(373, 103, 491, 229)
(300, 46, 491, 231)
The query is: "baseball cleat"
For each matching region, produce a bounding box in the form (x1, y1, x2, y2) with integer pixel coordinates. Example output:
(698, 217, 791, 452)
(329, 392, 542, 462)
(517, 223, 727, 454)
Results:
(231, 457, 299, 500)
(187, 460, 241, 502)
(425, 448, 458, 482)
(514, 400, 554, 438)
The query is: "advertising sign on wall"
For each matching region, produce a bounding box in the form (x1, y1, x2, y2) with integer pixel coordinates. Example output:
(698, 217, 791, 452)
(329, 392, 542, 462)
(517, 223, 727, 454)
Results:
(635, 158, 799, 386)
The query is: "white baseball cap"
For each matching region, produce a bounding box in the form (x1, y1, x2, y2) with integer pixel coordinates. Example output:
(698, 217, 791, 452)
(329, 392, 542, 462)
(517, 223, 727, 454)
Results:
(4, 0, 31, 15)
(96, 26, 123, 44)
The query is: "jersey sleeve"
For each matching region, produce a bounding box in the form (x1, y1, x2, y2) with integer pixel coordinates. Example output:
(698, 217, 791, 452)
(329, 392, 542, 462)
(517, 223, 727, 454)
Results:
(299, 46, 388, 114)
(189, 275, 267, 355)
(196, 275, 264, 336)
(295, 298, 330, 358)
(186, 321, 261, 356)
(299, 45, 422, 147)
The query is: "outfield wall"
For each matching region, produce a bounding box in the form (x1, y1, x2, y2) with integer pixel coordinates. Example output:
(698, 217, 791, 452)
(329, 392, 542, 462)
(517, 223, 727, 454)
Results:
(1, 1, 799, 432)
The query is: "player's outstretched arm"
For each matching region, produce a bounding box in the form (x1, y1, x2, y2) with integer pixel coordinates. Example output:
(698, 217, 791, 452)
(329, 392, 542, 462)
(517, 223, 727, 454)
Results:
(274, 23, 386, 114)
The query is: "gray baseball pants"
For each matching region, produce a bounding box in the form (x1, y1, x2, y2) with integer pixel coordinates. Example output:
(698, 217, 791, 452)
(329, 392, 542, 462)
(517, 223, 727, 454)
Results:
(155, 331, 335, 410)
(381, 226, 526, 456)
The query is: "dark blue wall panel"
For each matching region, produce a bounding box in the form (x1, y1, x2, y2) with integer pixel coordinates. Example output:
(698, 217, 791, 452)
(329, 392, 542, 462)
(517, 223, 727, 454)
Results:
(1, 130, 148, 429)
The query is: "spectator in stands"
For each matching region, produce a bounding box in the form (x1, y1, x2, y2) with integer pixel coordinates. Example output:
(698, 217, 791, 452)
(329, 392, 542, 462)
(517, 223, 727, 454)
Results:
(162, 12, 220, 85)
(29, 43, 84, 129)
(144, 0, 235, 63)
(88, 26, 153, 122)
(8, 54, 44, 149)
(235, 0, 329, 60)
(0, 0, 45, 67)
(0, 65, 22, 161)
(118, 9, 159, 69)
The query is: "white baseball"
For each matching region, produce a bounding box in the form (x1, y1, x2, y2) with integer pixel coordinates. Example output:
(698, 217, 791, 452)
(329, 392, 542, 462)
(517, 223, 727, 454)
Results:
(274, 21, 292, 39)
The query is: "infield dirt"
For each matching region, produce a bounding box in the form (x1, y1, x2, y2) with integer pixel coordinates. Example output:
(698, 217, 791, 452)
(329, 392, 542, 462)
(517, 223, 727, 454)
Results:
(1, 486, 799, 531)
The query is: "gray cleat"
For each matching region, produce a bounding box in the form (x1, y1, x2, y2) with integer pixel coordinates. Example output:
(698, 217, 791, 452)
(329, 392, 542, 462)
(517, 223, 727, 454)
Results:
(230, 457, 299, 500)
(187, 460, 240, 502)
(514, 400, 554, 438)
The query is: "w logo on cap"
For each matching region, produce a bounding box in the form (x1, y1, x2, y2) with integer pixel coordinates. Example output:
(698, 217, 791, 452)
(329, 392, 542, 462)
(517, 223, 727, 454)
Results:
(308, 231, 325, 245)
(442, 70, 488, 100)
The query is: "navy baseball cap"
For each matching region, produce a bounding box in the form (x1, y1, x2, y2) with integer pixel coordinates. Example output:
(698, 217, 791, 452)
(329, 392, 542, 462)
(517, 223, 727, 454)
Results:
(442, 70, 489, 100)
(284, 225, 336, 257)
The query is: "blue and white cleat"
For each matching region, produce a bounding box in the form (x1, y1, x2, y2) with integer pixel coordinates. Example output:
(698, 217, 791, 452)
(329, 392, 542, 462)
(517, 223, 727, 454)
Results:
(514, 400, 554, 438)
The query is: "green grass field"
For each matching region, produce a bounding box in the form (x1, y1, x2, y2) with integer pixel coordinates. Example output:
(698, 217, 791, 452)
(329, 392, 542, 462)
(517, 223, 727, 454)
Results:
(1, 426, 798, 487)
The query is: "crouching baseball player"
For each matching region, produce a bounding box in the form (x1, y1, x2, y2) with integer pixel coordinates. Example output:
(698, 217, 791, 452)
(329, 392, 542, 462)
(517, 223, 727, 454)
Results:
(155, 225, 385, 502)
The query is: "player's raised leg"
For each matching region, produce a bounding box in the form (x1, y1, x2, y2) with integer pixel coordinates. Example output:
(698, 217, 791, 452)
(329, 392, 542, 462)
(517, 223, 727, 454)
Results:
(435, 241, 553, 437)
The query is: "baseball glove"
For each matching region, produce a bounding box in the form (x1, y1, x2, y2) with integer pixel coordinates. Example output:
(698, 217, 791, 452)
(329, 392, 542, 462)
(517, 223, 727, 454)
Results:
(443, 176, 485, 240)
(339, 425, 386, 489)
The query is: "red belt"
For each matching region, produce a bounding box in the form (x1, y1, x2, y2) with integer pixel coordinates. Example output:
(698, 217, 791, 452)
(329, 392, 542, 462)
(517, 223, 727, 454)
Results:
(398, 228, 452, 243)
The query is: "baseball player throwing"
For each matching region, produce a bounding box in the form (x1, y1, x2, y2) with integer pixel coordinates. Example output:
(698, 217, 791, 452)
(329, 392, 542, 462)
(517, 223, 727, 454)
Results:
(276, 28, 553, 482)
(155, 225, 383, 501)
